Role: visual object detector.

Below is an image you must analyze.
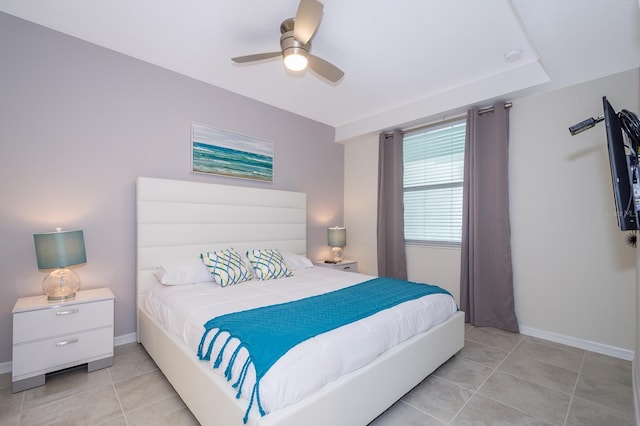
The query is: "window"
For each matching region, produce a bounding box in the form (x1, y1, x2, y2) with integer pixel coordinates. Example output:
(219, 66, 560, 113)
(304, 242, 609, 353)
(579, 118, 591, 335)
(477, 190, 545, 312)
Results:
(403, 118, 466, 245)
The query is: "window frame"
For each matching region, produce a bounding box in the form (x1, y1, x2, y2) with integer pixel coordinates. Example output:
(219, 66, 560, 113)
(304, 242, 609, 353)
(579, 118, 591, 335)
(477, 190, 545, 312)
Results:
(402, 116, 467, 248)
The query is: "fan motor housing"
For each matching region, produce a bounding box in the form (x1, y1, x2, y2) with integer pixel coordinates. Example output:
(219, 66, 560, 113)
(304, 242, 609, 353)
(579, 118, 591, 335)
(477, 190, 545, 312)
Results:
(280, 18, 296, 34)
(280, 31, 310, 56)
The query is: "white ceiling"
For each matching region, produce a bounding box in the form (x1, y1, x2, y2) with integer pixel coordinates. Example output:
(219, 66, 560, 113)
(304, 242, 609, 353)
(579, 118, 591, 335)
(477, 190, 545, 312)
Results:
(1, 0, 639, 141)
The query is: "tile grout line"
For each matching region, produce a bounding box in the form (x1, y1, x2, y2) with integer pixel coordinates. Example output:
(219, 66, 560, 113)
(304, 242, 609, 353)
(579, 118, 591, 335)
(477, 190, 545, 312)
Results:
(450, 331, 567, 425)
(484, 335, 581, 425)
(397, 396, 451, 424)
(480, 350, 581, 398)
(562, 350, 586, 426)
(17, 388, 25, 426)
(123, 392, 182, 417)
(445, 328, 525, 424)
(2, 345, 163, 426)
(107, 365, 130, 426)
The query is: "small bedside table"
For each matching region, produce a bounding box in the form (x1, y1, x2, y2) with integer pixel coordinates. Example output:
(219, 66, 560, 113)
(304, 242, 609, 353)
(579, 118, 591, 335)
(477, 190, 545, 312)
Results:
(12, 287, 114, 393)
(313, 259, 358, 273)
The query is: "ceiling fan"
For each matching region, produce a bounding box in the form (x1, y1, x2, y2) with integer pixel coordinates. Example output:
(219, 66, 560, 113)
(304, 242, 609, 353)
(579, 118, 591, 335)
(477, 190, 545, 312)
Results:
(231, 0, 344, 83)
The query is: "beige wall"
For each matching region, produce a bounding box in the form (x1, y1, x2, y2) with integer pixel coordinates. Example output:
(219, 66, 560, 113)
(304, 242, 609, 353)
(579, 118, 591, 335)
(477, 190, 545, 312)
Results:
(344, 68, 639, 355)
(406, 246, 461, 303)
(343, 135, 379, 275)
(510, 69, 637, 352)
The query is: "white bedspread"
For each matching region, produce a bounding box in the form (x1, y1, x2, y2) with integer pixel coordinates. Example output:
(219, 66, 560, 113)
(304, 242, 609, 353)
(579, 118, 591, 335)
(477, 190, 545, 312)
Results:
(145, 267, 457, 417)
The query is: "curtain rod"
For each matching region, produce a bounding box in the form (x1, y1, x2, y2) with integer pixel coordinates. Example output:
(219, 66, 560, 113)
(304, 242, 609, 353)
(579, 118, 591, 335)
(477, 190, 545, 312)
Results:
(387, 101, 513, 136)
(400, 115, 465, 135)
(478, 102, 512, 115)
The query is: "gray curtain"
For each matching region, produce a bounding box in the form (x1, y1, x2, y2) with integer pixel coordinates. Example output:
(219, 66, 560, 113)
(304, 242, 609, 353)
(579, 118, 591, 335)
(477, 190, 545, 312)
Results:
(460, 103, 519, 333)
(377, 130, 408, 280)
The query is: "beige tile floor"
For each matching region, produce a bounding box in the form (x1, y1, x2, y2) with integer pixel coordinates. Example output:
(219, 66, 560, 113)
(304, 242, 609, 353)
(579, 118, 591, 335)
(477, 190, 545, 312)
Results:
(370, 325, 635, 425)
(0, 343, 198, 426)
(0, 325, 634, 425)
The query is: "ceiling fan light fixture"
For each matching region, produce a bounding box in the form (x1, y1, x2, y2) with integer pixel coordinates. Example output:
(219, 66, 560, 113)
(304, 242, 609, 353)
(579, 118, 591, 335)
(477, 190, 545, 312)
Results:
(281, 30, 309, 72)
(231, 2, 344, 82)
(284, 49, 308, 71)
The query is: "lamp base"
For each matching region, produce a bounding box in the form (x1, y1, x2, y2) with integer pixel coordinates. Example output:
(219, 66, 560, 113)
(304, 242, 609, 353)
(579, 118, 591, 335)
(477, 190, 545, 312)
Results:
(47, 293, 77, 302)
(43, 268, 80, 302)
(330, 247, 344, 263)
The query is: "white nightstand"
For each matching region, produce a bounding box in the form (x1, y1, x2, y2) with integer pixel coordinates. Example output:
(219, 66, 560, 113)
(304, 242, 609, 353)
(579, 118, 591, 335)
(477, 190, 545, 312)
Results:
(12, 287, 115, 393)
(313, 259, 358, 273)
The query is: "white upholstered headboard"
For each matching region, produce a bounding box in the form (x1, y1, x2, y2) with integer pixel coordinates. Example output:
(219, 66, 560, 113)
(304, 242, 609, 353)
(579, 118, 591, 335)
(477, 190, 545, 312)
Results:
(136, 176, 307, 313)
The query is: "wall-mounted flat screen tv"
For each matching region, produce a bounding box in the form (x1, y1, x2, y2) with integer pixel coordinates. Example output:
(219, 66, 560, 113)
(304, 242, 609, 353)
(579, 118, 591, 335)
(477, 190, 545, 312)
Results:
(603, 96, 638, 231)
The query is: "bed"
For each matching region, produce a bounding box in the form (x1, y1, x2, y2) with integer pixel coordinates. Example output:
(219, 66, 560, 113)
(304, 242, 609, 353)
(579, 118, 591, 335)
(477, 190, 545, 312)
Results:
(136, 176, 464, 426)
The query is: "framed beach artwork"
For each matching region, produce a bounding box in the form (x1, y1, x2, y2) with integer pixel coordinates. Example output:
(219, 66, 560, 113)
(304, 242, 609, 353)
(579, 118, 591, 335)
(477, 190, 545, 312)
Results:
(191, 123, 274, 182)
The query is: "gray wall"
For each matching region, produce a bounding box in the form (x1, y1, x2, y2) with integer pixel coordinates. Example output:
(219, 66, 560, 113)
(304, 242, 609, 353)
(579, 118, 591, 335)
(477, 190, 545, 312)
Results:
(0, 13, 343, 364)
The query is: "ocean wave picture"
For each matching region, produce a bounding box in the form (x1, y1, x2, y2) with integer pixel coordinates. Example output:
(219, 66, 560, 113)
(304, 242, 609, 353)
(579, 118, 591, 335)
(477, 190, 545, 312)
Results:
(191, 124, 273, 182)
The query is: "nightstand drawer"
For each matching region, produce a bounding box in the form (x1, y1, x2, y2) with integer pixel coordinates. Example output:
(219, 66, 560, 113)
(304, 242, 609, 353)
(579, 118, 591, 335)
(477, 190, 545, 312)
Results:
(13, 299, 113, 344)
(334, 263, 356, 272)
(12, 326, 113, 378)
(313, 260, 358, 273)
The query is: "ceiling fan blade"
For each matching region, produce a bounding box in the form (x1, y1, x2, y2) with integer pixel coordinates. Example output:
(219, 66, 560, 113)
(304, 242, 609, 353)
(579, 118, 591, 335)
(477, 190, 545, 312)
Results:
(231, 52, 282, 63)
(308, 55, 344, 83)
(294, 0, 323, 45)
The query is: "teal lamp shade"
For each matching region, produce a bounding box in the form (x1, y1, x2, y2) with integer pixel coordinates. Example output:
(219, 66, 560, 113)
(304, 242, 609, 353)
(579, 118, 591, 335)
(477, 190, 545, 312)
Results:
(34, 229, 86, 301)
(327, 227, 346, 262)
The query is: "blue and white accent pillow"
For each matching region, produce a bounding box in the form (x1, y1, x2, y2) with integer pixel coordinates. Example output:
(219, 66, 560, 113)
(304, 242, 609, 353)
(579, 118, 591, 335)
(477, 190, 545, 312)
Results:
(245, 249, 293, 281)
(200, 248, 253, 287)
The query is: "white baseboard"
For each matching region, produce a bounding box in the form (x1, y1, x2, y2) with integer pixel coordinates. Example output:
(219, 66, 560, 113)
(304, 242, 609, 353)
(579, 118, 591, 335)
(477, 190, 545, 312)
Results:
(0, 332, 139, 375)
(519, 325, 634, 361)
(114, 332, 138, 346)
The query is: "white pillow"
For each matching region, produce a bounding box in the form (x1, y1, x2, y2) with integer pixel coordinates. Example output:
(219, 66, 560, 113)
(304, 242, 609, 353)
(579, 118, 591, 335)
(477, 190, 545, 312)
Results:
(281, 252, 314, 270)
(154, 259, 214, 286)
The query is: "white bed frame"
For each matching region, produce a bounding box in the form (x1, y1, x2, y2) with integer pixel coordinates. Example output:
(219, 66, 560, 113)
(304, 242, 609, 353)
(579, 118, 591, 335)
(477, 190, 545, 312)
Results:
(136, 176, 464, 426)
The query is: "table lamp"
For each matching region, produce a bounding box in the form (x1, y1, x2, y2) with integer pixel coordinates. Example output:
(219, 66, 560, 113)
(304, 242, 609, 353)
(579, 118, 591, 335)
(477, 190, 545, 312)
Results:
(34, 228, 86, 301)
(327, 226, 346, 263)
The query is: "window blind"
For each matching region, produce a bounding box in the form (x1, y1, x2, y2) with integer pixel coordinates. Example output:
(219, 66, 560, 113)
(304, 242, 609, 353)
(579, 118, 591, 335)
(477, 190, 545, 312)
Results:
(403, 119, 466, 245)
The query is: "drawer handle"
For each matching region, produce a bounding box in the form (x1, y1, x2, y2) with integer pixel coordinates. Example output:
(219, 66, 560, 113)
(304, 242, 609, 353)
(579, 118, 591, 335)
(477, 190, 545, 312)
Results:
(56, 309, 79, 316)
(343, 266, 351, 270)
(56, 338, 79, 347)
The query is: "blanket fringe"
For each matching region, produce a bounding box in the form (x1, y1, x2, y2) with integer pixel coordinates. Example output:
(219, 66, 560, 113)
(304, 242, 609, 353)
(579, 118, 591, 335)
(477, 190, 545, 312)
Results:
(225, 343, 243, 380)
(199, 329, 259, 423)
(196, 328, 209, 359)
(214, 335, 233, 369)
(243, 382, 265, 424)
(233, 356, 252, 398)
(198, 328, 223, 361)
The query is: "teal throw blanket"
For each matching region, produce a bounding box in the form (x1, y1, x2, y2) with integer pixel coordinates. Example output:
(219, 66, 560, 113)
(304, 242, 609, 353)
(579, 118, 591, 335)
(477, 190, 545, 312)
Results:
(197, 277, 451, 423)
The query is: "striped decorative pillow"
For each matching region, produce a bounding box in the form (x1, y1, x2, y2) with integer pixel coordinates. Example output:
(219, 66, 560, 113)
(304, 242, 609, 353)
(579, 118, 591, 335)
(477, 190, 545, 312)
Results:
(200, 248, 253, 287)
(245, 249, 293, 281)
